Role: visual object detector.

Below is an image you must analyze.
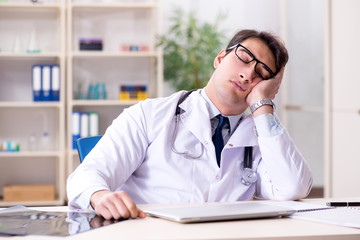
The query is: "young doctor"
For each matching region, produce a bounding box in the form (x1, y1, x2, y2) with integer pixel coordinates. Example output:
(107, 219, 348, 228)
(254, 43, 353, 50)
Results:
(67, 29, 313, 220)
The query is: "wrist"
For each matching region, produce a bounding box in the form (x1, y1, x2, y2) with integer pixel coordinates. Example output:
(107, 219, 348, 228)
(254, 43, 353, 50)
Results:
(250, 99, 275, 115)
(90, 190, 110, 209)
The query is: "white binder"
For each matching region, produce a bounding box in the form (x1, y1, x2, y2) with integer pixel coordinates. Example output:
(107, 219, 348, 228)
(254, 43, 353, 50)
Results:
(89, 112, 99, 136)
(42, 65, 51, 101)
(80, 113, 89, 138)
(32, 65, 41, 101)
(51, 65, 60, 101)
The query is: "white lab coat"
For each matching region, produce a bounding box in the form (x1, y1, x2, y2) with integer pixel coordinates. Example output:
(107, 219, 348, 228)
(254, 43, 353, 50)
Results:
(67, 90, 313, 210)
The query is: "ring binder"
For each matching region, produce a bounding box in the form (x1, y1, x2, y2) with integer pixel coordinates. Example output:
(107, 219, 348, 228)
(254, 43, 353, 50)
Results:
(32, 64, 61, 102)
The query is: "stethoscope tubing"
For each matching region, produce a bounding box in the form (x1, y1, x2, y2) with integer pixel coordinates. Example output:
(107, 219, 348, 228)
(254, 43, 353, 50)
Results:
(170, 113, 204, 159)
(171, 90, 257, 185)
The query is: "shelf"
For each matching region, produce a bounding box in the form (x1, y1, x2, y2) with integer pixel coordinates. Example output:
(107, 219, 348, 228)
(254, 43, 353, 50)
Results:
(65, 0, 162, 180)
(0, 0, 67, 207)
(0, 151, 62, 158)
(0, 102, 62, 108)
(0, 199, 64, 207)
(72, 99, 139, 106)
(0, 52, 62, 59)
(70, 2, 157, 9)
(71, 51, 159, 58)
(0, 2, 62, 9)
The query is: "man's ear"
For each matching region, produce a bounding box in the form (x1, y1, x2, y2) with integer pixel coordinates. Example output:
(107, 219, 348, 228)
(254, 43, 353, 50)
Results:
(213, 49, 226, 69)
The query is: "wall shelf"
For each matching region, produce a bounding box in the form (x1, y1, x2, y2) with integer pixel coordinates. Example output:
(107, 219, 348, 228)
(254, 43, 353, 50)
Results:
(71, 51, 159, 58)
(0, 2, 62, 9)
(0, 151, 62, 158)
(0, 52, 62, 58)
(72, 99, 139, 106)
(71, 2, 156, 9)
(0, 102, 62, 108)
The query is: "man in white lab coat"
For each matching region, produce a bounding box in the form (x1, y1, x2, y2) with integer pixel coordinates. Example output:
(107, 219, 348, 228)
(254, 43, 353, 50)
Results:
(67, 29, 313, 220)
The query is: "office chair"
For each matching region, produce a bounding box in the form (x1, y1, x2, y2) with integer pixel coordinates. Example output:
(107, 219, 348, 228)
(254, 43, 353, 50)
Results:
(76, 135, 102, 163)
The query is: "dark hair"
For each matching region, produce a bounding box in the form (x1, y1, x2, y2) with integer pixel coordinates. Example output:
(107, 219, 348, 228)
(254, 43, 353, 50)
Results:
(225, 29, 289, 74)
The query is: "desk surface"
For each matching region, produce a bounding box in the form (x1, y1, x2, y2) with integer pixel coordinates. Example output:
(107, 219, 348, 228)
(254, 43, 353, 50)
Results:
(2, 198, 360, 240)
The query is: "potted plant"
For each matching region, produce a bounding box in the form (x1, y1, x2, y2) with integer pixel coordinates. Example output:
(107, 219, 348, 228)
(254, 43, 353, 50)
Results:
(158, 7, 226, 91)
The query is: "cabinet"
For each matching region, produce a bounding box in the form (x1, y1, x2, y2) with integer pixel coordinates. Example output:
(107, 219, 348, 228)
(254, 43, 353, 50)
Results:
(66, 0, 163, 176)
(0, 1, 66, 206)
(324, 0, 360, 197)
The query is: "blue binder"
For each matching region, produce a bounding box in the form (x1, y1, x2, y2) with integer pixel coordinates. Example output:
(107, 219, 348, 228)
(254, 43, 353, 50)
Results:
(72, 111, 81, 150)
(51, 65, 60, 101)
(41, 65, 51, 101)
(32, 65, 42, 101)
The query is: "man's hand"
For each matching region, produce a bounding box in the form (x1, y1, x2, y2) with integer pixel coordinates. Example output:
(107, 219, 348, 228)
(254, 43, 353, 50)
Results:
(90, 190, 147, 220)
(246, 68, 284, 117)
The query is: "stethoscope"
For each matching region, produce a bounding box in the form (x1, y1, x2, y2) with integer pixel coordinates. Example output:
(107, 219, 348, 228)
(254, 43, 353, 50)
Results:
(170, 90, 257, 186)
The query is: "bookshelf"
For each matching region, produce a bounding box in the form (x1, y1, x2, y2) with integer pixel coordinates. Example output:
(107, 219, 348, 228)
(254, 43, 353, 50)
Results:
(0, 0, 66, 206)
(66, 0, 163, 178)
(0, 0, 163, 206)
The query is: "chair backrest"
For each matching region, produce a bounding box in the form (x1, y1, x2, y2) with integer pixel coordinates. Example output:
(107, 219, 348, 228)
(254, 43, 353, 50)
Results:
(76, 135, 102, 163)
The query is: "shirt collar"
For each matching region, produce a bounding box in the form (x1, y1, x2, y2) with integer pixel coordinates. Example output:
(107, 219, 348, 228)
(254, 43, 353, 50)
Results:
(200, 88, 243, 134)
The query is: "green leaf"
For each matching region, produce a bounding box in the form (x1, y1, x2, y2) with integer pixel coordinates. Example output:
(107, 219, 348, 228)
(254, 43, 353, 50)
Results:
(158, 7, 226, 91)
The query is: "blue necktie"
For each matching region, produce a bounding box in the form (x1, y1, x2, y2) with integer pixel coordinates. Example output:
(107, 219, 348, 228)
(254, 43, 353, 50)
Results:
(212, 115, 229, 167)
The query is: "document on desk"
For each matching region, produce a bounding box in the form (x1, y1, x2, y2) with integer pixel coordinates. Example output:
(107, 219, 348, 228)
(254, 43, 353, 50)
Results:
(292, 208, 360, 229)
(265, 201, 360, 229)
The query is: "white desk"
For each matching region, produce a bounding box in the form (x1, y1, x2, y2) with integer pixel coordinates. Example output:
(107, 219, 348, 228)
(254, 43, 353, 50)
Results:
(2, 199, 360, 240)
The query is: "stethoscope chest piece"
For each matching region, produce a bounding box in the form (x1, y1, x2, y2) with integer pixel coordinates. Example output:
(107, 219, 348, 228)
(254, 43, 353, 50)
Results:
(241, 168, 257, 186)
(241, 146, 257, 186)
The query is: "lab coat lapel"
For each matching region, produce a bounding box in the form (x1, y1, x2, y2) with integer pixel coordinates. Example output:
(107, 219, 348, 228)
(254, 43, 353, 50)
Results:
(178, 92, 212, 143)
(176, 91, 258, 148)
(229, 114, 258, 147)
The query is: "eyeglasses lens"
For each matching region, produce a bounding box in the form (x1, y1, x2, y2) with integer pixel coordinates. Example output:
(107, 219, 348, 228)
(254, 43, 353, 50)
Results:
(236, 46, 273, 80)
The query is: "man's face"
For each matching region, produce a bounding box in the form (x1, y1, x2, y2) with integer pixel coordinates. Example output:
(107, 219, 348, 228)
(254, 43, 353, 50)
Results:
(210, 37, 276, 108)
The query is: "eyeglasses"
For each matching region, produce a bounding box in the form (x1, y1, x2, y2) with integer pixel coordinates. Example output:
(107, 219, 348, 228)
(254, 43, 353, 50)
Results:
(226, 44, 275, 80)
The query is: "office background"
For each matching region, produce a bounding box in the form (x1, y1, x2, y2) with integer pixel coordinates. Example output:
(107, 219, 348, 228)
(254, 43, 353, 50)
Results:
(0, 0, 358, 206)
(163, 0, 325, 192)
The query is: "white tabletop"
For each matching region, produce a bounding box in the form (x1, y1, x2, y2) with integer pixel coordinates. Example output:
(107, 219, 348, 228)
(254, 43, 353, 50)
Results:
(2, 199, 360, 240)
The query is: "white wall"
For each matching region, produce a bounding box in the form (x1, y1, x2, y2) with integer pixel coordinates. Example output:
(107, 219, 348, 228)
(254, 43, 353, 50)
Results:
(161, 0, 325, 188)
(162, 0, 282, 38)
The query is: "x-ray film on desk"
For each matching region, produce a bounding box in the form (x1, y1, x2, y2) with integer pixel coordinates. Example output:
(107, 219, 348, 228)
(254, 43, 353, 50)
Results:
(0, 206, 122, 236)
